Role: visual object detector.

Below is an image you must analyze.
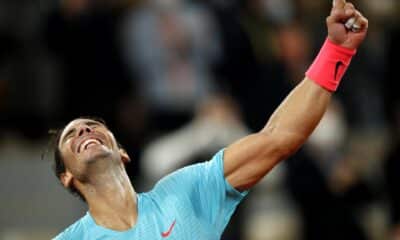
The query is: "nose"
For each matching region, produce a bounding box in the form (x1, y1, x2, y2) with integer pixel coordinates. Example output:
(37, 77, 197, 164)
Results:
(78, 125, 92, 137)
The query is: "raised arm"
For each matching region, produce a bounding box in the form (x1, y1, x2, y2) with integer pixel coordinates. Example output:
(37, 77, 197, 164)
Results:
(224, 0, 368, 191)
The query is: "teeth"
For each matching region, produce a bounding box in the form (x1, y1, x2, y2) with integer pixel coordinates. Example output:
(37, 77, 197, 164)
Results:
(80, 139, 101, 152)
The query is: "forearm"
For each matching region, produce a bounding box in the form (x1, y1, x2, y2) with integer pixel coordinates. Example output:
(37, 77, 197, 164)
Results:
(261, 77, 332, 157)
(225, 45, 351, 189)
(224, 78, 332, 189)
(259, 34, 360, 159)
(224, 0, 368, 191)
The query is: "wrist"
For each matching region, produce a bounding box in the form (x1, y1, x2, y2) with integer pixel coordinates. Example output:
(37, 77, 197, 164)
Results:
(306, 38, 356, 92)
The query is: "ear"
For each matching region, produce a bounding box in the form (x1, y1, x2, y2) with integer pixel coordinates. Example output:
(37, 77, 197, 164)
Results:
(119, 148, 131, 164)
(60, 171, 74, 188)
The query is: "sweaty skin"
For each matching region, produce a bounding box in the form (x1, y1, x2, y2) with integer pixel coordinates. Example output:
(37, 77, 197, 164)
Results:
(223, 0, 368, 191)
(58, 119, 138, 231)
(56, 0, 368, 232)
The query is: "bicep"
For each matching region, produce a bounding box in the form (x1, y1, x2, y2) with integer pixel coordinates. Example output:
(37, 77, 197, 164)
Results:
(224, 79, 331, 191)
(224, 132, 291, 191)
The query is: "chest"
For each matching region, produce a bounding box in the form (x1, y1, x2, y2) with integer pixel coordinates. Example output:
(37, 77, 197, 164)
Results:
(133, 195, 218, 240)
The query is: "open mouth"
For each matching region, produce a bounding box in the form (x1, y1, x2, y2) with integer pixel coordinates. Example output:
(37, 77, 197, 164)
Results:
(78, 138, 104, 153)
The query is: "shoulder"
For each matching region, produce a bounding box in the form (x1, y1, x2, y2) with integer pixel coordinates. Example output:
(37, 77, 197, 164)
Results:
(52, 218, 86, 240)
(150, 150, 225, 195)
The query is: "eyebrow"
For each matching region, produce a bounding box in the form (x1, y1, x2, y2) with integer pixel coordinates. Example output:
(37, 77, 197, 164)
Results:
(60, 120, 103, 145)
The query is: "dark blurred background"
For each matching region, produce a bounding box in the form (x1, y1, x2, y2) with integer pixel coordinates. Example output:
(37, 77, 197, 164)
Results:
(0, 0, 399, 239)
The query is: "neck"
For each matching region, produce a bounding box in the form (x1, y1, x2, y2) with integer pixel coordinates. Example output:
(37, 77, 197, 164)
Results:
(79, 163, 138, 231)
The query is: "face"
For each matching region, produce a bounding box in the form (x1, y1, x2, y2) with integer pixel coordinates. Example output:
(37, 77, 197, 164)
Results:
(58, 118, 129, 187)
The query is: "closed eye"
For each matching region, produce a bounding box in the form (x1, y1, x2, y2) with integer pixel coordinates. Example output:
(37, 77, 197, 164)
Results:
(60, 120, 105, 145)
(62, 129, 76, 144)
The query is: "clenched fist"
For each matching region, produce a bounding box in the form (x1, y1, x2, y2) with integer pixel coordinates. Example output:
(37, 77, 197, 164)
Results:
(327, 0, 368, 49)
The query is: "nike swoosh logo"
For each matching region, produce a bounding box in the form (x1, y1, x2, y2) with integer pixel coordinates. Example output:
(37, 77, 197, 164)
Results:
(334, 61, 343, 81)
(161, 220, 176, 238)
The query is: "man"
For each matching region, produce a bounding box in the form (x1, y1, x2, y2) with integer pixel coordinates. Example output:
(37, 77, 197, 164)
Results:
(53, 0, 368, 239)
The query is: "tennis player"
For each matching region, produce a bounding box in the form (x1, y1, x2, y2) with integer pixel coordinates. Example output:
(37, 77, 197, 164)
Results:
(53, 0, 368, 239)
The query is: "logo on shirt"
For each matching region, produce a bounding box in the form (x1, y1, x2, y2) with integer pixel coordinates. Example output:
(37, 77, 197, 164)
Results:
(161, 219, 176, 238)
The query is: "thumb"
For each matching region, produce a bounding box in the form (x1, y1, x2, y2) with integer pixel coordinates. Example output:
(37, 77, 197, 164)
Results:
(333, 0, 346, 8)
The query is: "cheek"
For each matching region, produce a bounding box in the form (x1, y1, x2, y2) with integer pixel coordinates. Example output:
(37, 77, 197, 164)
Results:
(107, 133, 118, 150)
(60, 149, 78, 170)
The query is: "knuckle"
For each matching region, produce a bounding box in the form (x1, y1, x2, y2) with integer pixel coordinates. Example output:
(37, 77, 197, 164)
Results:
(345, 3, 355, 9)
(331, 9, 342, 16)
(326, 16, 330, 23)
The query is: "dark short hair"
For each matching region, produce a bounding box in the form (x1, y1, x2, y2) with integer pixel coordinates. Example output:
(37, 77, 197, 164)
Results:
(52, 117, 108, 203)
